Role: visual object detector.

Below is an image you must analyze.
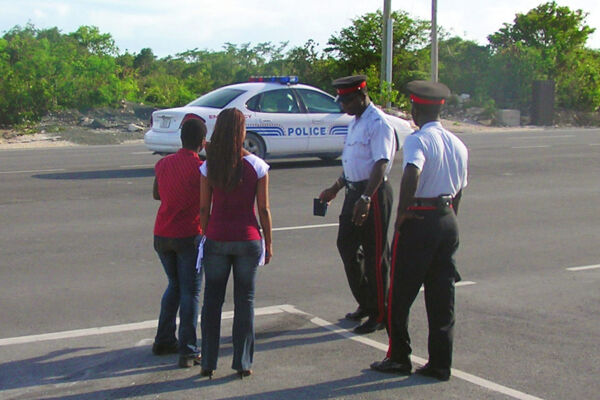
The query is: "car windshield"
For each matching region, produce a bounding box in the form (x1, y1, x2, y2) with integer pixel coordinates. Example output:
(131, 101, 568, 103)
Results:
(187, 88, 246, 108)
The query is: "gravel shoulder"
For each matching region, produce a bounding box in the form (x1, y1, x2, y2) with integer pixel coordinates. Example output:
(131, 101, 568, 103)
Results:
(0, 113, 544, 151)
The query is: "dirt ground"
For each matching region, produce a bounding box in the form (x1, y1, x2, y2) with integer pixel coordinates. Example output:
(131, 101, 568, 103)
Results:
(0, 103, 585, 150)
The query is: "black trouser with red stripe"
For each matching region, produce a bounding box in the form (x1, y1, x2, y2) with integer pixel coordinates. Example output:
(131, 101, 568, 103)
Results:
(337, 180, 392, 323)
(386, 206, 459, 370)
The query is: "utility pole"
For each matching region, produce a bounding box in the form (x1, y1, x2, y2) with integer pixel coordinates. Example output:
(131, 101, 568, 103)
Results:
(431, 0, 438, 82)
(381, 0, 393, 108)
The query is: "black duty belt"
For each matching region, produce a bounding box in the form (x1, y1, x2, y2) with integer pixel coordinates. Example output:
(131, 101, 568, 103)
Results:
(408, 195, 453, 210)
(345, 177, 388, 192)
(345, 180, 368, 192)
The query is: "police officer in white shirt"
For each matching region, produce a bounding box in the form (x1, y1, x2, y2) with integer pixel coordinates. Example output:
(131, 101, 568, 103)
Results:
(318, 75, 396, 334)
(371, 80, 468, 381)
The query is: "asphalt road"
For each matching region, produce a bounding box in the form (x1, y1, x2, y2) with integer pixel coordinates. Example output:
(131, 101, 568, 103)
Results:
(0, 128, 599, 399)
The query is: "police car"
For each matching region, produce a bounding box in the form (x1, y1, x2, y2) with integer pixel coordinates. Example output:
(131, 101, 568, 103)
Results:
(144, 76, 411, 159)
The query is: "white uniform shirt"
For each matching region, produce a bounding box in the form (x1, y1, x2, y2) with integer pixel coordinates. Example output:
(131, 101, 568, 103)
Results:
(341, 103, 396, 181)
(402, 121, 468, 197)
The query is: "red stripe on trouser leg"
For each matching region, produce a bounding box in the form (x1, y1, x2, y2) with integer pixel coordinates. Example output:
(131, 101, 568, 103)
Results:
(372, 191, 385, 323)
(386, 230, 400, 358)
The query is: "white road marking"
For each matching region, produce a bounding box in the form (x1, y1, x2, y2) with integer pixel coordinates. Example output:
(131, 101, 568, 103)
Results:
(420, 280, 476, 292)
(3, 298, 543, 400)
(281, 305, 545, 400)
(119, 164, 154, 168)
(0, 305, 285, 347)
(514, 135, 574, 139)
(273, 223, 339, 231)
(130, 151, 152, 155)
(0, 168, 65, 174)
(566, 264, 600, 271)
(511, 145, 550, 149)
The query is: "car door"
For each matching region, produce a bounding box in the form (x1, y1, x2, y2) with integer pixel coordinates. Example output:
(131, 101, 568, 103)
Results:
(294, 88, 350, 153)
(246, 88, 310, 154)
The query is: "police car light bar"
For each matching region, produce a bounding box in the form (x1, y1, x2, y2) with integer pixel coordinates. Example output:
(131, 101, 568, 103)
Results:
(249, 76, 299, 84)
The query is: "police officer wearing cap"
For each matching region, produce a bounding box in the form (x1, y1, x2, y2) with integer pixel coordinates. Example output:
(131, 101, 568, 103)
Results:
(370, 80, 468, 381)
(318, 75, 396, 334)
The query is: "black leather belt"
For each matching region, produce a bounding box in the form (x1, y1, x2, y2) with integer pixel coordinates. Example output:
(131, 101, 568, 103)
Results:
(345, 180, 367, 192)
(410, 195, 453, 209)
(345, 177, 388, 192)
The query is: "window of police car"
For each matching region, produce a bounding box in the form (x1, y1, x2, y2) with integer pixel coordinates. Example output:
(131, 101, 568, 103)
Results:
(188, 88, 245, 108)
(295, 88, 343, 113)
(246, 89, 301, 113)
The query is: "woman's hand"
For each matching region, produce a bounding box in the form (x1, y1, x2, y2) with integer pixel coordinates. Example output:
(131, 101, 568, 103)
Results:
(264, 242, 273, 264)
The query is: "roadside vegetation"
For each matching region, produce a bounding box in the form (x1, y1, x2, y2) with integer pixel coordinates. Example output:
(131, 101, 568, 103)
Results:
(1, 1, 599, 130)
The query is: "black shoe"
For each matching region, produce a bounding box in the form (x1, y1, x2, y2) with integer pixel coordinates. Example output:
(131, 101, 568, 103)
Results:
(370, 357, 412, 375)
(353, 317, 385, 334)
(178, 353, 202, 368)
(415, 363, 450, 381)
(152, 342, 178, 356)
(345, 307, 368, 321)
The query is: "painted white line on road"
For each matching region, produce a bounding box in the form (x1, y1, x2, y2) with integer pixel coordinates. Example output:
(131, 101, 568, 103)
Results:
(0, 168, 65, 175)
(0, 305, 286, 347)
(566, 264, 600, 272)
(130, 151, 152, 155)
(273, 223, 339, 232)
(515, 135, 574, 139)
(281, 305, 545, 400)
(420, 280, 476, 292)
(511, 145, 550, 149)
(119, 164, 154, 169)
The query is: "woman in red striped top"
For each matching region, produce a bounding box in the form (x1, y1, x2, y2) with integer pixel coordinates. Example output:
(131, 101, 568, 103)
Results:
(198, 108, 273, 378)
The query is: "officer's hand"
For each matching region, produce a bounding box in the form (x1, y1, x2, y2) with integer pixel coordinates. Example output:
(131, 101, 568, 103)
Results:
(394, 211, 423, 231)
(319, 188, 336, 203)
(352, 199, 370, 226)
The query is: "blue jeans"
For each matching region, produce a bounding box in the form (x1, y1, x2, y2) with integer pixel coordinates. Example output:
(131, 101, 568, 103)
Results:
(201, 239, 261, 371)
(154, 235, 201, 357)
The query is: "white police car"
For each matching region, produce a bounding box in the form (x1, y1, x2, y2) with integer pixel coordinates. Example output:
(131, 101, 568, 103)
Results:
(144, 76, 411, 159)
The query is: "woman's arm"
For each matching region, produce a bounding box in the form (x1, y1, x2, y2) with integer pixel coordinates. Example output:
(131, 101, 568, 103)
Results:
(199, 174, 212, 234)
(256, 173, 273, 264)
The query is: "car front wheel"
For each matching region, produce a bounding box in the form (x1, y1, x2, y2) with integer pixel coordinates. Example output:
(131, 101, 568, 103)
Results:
(244, 132, 266, 159)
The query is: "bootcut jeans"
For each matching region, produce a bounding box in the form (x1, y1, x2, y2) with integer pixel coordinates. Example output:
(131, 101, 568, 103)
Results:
(200, 239, 261, 372)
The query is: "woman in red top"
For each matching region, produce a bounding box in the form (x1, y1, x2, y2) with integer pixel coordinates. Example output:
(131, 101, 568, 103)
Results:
(198, 108, 273, 378)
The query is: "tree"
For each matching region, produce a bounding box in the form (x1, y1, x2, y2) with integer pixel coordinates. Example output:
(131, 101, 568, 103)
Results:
(325, 10, 429, 76)
(325, 10, 430, 106)
(487, 1, 599, 111)
(488, 1, 595, 78)
(69, 25, 118, 56)
(438, 37, 490, 98)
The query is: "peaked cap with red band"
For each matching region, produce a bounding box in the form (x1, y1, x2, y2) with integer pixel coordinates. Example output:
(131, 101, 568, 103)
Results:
(332, 75, 367, 101)
(407, 80, 450, 105)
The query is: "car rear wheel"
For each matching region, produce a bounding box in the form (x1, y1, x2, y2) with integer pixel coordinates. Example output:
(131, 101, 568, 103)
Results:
(244, 132, 266, 159)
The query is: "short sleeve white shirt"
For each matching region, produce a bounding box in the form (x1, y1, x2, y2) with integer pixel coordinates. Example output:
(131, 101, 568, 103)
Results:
(402, 121, 468, 197)
(341, 103, 396, 181)
(199, 154, 269, 178)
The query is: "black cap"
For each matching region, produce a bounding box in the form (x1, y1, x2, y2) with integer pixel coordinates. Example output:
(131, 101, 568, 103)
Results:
(406, 80, 450, 105)
(332, 75, 367, 101)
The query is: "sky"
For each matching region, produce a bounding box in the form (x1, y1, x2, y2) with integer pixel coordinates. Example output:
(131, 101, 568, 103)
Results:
(1, 0, 600, 57)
